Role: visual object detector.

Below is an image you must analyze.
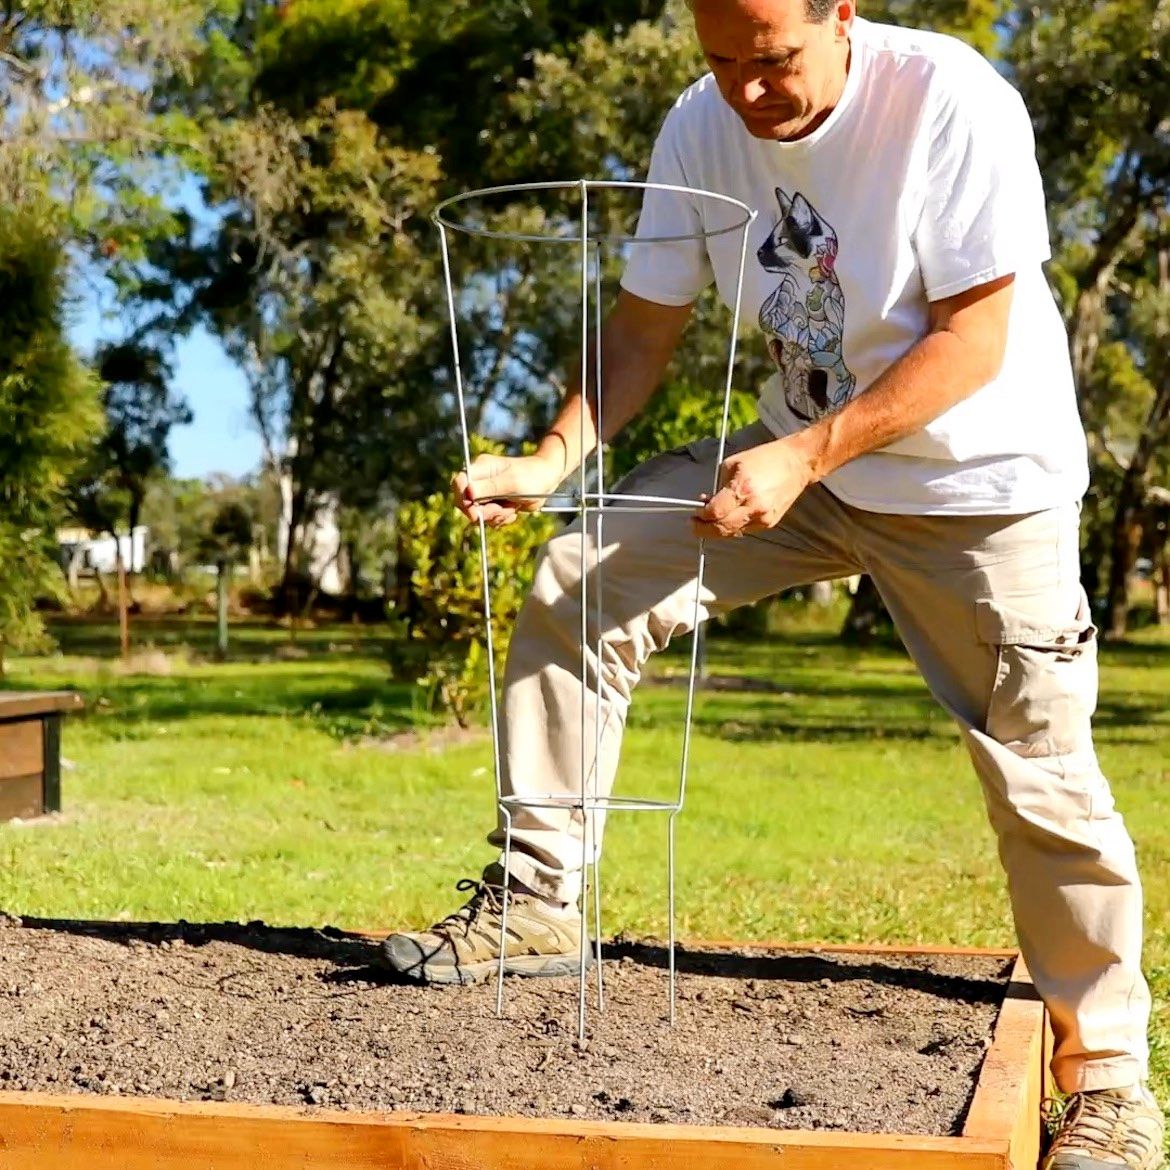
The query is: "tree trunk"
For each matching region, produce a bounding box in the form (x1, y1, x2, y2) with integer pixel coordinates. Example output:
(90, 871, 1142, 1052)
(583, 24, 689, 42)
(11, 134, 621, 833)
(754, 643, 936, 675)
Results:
(345, 537, 360, 620)
(92, 567, 110, 611)
(127, 493, 143, 607)
(1105, 376, 1170, 639)
(1105, 503, 1143, 641)
(115, 539, 130, 659)
(63, 546, 84, 598)
(1065, 176, 1144, 382)
(216, 560, 230, 661)
(1155, 541, 1170, 626)
(279, 483, 310, 616)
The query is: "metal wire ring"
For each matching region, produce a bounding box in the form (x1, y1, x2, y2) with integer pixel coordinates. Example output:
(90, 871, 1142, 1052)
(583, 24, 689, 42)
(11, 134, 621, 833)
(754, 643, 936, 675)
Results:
(432, 179, 756, 246)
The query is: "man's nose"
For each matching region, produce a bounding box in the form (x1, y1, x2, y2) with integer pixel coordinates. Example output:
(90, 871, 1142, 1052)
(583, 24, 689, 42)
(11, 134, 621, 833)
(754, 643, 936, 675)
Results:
(731, 67, 768, 105)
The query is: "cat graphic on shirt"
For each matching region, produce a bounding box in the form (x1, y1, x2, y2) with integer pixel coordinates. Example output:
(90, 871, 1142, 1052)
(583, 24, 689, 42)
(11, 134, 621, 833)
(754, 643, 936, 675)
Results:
(757, 188, 856, 423)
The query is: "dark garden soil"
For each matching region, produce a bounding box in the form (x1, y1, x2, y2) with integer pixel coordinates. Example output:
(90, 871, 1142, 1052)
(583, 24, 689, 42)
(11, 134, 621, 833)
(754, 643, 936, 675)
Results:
(0, 915, 1014, 1135)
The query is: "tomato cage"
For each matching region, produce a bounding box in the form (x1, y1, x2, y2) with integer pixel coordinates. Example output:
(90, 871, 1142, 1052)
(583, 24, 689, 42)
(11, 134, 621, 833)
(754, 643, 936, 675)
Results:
(432, 179, 758, 1040)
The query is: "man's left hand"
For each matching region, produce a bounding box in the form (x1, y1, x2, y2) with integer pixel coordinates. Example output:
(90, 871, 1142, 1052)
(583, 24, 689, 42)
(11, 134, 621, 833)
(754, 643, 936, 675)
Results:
(691, 437, 815, 539)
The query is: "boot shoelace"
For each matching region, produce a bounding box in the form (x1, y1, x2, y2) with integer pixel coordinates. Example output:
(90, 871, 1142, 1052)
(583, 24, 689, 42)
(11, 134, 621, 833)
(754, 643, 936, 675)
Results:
(435, 877, 509, 939)
(1042, 1092, 1153, 1162)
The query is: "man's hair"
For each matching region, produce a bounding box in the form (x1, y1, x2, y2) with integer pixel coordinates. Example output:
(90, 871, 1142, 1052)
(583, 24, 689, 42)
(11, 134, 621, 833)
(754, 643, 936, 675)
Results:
(687, 0, 840, 21)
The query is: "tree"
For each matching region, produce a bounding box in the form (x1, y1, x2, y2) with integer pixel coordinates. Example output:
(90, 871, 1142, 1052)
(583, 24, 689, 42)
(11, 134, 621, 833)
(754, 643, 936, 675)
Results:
(141, 0, 778, 611)
(67, 341, 191, 650)
(0, 205, 102, 669)
(145, 0, 1170, 640)
(142, 470, 281, 583)
(1098, 243, 1170, 636)
(93, 342, 192, 540)
(0, 0, 213, 284)
(2, 0, 218, 646)
(1009, 0, 1170, 634)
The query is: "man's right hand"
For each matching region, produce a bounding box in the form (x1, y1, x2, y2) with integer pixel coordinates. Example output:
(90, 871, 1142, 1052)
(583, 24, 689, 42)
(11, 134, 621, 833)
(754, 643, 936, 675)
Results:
(452, 452, 565, 527)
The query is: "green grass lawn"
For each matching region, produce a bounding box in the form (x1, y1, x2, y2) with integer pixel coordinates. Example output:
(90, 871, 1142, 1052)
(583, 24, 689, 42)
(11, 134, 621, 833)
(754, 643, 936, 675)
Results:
(2, 612, 1168, 1108)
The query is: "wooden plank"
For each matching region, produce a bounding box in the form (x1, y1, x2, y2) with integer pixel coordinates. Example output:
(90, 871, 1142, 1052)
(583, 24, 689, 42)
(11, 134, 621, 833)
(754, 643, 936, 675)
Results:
(0, 691, 84, 720)
(0, 1092, 1009, 1170)
(962, 956, 1046, 1169)
(0, 773, 45, 821)
(0, 721, 43, 782)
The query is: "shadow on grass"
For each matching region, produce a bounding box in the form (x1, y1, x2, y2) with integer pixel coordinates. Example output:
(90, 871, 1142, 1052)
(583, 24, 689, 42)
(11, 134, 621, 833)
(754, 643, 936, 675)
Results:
(635, 676, 950, 743)
(3, 673, 426, 741)
(693, 717, 948, 744)
(30, 619, 1170, 749)
(47, 616, 396, 662)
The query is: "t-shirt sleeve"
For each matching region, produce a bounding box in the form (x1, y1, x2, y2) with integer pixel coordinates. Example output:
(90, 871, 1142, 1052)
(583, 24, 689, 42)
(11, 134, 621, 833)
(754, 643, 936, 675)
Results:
(913, 76, 1052, 302)
(619, 105, 715, 307)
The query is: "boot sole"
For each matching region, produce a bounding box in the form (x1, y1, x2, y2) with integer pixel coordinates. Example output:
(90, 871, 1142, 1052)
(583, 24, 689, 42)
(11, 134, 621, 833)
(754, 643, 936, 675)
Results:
(380, 940, 592, 986)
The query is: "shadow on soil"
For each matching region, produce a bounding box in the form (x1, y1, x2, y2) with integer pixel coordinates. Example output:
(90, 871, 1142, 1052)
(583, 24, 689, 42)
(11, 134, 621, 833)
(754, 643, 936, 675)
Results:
(14, 915, 390, 977)
(609, 939, 1015, 1006)
(11, 917, 1016, 1006)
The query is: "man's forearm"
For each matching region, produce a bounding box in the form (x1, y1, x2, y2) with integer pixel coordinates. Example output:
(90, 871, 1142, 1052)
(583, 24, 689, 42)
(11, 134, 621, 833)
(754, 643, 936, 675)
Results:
(789, 309, 1007, 483)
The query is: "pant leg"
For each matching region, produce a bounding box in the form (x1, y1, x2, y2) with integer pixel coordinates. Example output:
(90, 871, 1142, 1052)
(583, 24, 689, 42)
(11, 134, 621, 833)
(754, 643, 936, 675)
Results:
(859, 503, 1150, 1093)
(493, 423, 862, 904)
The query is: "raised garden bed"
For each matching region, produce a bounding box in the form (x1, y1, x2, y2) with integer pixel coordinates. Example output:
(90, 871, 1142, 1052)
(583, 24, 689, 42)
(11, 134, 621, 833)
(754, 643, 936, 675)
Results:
(0, 917, 1050, 1169)
(0, 691, 83, 822)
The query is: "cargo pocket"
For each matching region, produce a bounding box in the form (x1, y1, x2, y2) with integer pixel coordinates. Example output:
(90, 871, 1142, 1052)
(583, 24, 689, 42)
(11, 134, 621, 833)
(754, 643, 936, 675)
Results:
(974, 591, 1098, 761)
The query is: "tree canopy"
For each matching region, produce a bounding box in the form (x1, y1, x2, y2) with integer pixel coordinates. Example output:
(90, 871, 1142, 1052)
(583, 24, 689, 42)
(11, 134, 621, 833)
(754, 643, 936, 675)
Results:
(3, 0, 1165, 634)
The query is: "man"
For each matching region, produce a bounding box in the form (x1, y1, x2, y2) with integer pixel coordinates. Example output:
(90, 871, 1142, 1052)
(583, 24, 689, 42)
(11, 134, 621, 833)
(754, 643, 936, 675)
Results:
(383, 2, 1165, 1166)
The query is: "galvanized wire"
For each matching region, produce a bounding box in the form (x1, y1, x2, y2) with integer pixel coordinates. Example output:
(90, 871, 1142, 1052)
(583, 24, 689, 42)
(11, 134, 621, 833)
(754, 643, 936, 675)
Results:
(436, 178, 757, 1039)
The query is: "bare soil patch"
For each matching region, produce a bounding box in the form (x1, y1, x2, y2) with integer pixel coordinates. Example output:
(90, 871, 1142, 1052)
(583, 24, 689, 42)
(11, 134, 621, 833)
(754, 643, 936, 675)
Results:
(0, 917, 1011, 1135)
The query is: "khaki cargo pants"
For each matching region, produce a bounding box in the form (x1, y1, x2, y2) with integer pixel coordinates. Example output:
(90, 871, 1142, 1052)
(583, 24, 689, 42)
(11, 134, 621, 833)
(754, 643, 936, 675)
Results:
(490, 423, 1151, 1094)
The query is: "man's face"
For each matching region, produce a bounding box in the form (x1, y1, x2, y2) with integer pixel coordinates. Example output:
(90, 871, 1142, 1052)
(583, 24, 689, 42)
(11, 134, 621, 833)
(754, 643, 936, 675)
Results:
(691, 0, 854, 142)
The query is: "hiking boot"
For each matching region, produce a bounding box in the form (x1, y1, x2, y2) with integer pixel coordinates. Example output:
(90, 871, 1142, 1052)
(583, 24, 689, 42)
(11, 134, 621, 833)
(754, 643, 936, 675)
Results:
(380, 865, 585, 985)
(1043, 1086, 1165, 1170)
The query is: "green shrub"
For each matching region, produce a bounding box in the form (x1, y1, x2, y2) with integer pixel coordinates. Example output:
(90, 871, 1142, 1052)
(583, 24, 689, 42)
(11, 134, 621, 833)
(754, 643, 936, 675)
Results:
(609, 379, 757, 481)
(0, 205, 101, 668)
(391, 442, 556, 726)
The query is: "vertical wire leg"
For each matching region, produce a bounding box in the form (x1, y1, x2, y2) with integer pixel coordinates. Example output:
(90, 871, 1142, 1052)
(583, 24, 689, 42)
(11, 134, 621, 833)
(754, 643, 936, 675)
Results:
(496, 805, 514, 1017)
(578, 801, 590, 1042)
(668, 811, 678, 1026)
(576, 179, 591, 1045)
(440, 219, 512, 1019)
(592, 821, 604, 1012)
(591, 241, 605, 1015)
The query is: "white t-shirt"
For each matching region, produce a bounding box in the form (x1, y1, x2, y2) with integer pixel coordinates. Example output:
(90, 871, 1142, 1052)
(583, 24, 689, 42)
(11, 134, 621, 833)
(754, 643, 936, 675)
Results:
(620, 18, 1087, 516)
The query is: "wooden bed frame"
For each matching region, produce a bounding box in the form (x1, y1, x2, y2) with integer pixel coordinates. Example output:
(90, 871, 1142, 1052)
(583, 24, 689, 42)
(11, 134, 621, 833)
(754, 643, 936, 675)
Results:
(0, 941, 1052, 1169)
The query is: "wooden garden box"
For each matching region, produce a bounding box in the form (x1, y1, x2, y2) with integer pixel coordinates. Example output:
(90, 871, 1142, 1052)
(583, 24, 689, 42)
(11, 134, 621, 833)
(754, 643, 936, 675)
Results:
(0, 943, 1051, 1170)
(0, 691, 83, 823)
